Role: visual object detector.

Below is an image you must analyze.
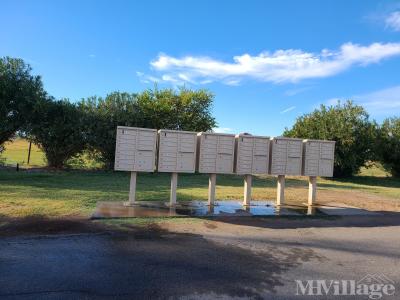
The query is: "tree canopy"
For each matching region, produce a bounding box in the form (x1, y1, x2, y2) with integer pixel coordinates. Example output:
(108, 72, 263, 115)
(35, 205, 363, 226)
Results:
(0, 57, 46, 152)
(284, 101, 377, 177)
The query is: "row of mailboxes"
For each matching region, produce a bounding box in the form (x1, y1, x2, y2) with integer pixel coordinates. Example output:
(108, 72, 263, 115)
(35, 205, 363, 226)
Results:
(114, 126, 335, 177)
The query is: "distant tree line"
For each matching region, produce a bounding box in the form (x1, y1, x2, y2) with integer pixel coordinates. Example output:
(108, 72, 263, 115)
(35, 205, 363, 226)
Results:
(0, 57, 216, 168)
(1, 56, 399, 177)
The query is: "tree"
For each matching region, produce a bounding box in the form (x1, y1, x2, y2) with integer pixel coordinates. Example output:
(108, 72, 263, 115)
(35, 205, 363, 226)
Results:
(136, 87, 216, 131)
(29, 98, 86, 168)
(284, 101, 377, 177)
(377, 117, 400, 177)
(78, 92, 142, 169)
(0, 57, 46, 152)
(79, 88, 216, 168)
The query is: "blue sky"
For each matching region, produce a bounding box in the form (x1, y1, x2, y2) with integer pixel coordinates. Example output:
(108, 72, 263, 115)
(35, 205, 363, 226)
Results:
(1, 0, 400, 136)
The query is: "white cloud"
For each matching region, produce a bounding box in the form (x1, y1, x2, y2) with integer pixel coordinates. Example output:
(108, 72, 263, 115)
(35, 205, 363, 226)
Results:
(89, 54, 96, 58)
(148, 42, 400, 85)
(136, 71, 161, 84)
(212, 127, 234, 134)
(386, 11, 400, 31)
(280, 106, 296, 114)
(323, 85, 400, 116)
(354, 85, 400, 114)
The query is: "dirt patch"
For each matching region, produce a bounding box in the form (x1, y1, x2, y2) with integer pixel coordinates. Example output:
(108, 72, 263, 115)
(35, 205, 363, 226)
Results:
(315, 189, 400, 212)
(204, 221, 218, 229)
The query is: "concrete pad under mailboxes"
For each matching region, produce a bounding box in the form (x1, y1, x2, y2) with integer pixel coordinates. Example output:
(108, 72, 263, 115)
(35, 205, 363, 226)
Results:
(91, 200, 316, 218)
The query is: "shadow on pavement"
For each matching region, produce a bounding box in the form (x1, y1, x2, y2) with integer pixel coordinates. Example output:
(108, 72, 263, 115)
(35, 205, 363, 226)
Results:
(0, 217, 323, 299)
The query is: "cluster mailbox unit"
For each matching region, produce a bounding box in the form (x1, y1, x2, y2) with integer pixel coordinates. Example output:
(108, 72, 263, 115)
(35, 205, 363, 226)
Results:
(270, 137, 303, 205)
(197, 132, 235, 205)
(114, 126, 157, 204)
(114, 126, 335, 208)
(234, 134, 270, 205)
(303, 139, 336, 204)
(158, 129, 197, 205)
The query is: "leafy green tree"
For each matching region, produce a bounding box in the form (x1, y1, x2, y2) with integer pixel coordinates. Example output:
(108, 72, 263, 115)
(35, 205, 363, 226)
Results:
(29, 98, 86, 168)
(78, 92, 143, 169)
(136, 88, 216, 131)
(0, 57, 46, 152)
(377, 117, 400, 177)
(284, 100, 377, 177)
(79, 88, 216, 168)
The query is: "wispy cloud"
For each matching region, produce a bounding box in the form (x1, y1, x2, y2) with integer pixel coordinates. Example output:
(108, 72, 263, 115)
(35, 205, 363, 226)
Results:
(280, 106, 296, 114)
(284, 86, 312, 96)
(354, 85, 400, 114)
(212, 127, 234, 134)
(323, 85, 400, 116)
(147, 42, 400, 85)
(385, 11, 400, 31)
(136, 71, 161, 84)
(89, 54, 96, 58)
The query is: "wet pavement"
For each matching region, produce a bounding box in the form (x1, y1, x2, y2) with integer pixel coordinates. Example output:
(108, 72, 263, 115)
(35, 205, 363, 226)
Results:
(1, 217, 399, 299)
(92, 200, 381, 219)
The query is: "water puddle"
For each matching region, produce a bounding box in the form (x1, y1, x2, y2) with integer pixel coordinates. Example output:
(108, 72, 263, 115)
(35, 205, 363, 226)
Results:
(92, 200, 325, 218)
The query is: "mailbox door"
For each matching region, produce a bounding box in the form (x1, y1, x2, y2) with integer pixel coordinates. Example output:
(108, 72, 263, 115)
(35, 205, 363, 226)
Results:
(236, 136, 253, 174)
(216, 136, 234, 173)
(271, 139, 287, 175)
(252, 138, 269, 174)
(158, 131, 178, 172)
(304, 141, 320, 176)
(177, 133, 196, 172)
(134, 130, 156, 171)
(319, 142, 335, 177)
(115, 128, 137, 171)
(286, 140, 302, 175)
(199, 134, 218, 173)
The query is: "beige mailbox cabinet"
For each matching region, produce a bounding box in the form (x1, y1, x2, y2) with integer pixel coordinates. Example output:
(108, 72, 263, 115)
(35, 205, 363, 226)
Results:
(114, 126, 157, 172)
(303, 140, 335, 177)
(270, 137, 303, 175)
(158, 129, 197, 173)
(197, 132, 235, 174)
(235, 134, 270, 175)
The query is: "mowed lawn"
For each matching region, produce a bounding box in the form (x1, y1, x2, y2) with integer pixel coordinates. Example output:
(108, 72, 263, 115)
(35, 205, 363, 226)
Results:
(1, 139, 400, 218)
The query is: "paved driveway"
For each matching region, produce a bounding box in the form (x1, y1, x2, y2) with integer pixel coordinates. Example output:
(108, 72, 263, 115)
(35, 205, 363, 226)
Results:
(0, 215, 399, 299)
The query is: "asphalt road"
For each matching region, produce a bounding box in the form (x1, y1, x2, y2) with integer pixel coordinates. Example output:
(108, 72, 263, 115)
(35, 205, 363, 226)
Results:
(0, 215, 399, 299)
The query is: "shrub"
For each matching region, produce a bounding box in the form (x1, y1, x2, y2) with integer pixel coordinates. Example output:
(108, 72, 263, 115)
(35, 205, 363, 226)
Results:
(284, 100, 377, 177)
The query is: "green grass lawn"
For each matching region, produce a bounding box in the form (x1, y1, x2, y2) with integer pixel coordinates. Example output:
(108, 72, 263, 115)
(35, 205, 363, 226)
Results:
(1, 139, 46, 167)
(1, 139, 399, 218)
(1, 168, 399, 218)
(0, 138, 102, 169)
